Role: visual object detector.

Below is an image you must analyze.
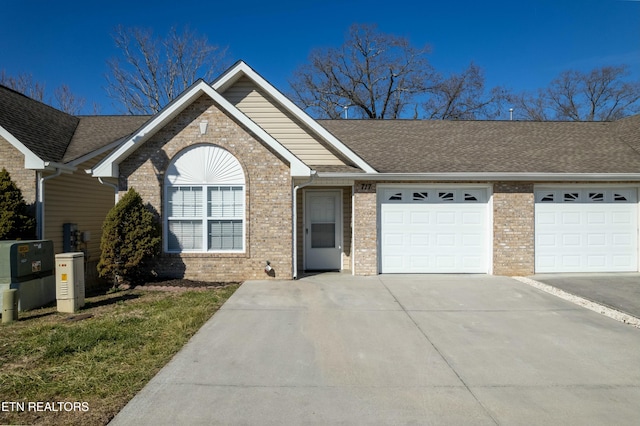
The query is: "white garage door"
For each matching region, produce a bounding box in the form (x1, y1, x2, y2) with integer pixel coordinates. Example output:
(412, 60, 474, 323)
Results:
(535, 188, 638, 273)
(379, 187, 490, 273)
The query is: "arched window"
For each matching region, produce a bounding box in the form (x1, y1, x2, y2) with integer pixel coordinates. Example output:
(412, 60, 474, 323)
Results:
(165, 144, 245, 252)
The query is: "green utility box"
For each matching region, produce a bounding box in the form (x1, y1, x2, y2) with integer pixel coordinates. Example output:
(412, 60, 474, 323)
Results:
(0, 240, 56, 312)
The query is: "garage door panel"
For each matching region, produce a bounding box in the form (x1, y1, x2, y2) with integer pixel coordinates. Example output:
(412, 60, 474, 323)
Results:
(613, 255, 633, 267)
(436, 234, 456, 246)
(612, 211, 632, 224)
(587, 255, 606, 267)
(462, 211, 482, 224)
(410, 211, 430, 224)
(612, 233, 633, 246)
(587, 211, 606, 224)
(535, 188, 638, 273)
(587, 234, 606, 246)
(436, 211, 456, 224)
(462, 256, 484, 268)
(384, 233, 404, 246)
(462, 233, 483, 247)
(380, 188, 489, 273)
(562, 234, 581, 246)
(537, 234, 556, 247)
(435, 255, 456, 268)
(384, 210, 404, 224)
(537, 211, 556, 225)
(561, 255, 581, 268)
(561, 212, 581, 224)
(410, 234, 429, 246)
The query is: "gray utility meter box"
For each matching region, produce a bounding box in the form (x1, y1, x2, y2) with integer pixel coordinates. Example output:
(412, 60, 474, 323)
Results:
(0, 240, 56, 311)
(55, 252, 85, 313)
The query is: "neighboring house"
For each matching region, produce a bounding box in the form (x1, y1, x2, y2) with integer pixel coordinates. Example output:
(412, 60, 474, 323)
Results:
(0, 84, 148, 284)
(4, 61, 640, 284)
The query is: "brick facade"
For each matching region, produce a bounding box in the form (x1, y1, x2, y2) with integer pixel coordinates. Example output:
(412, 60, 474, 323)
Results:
(353, 181, 378, 275)
(118, 95, 293, 282)
(492, 182, 535, 276)
(0, 137, 37, 207)
(350, 181, 539, 276)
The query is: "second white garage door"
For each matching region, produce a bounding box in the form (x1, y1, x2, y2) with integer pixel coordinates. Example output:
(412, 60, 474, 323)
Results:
(379, 187, 490, 273)
(535, 187, 638, 273)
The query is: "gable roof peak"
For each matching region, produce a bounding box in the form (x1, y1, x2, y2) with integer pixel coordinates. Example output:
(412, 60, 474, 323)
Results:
(212, 61, 377, 173)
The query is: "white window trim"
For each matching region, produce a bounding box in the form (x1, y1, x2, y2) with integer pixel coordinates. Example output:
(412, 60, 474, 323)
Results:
(164, 144, 246, 254)
(165, 184, 246, 253)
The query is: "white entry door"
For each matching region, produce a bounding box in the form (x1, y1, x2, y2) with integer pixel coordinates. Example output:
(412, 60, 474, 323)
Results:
(305, 190, 342, 270)
(379, 187, 490, 273)
(535, 188, 638, 272)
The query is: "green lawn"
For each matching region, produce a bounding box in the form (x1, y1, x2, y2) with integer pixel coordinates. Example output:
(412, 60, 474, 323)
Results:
(0, 285, 239, 425)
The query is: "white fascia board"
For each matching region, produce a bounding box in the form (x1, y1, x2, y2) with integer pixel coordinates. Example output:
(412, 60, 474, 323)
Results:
(213, 61, 377, 174)
(0, 125, 45, 169)
(91, 84, 210, 178)
(91, 80, 311, 179)
(316, 172, 640, 182)
(0, 125, 76, 172)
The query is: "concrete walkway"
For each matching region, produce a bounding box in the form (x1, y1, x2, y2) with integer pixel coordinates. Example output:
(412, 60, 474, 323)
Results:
(110, 274, 640, 425)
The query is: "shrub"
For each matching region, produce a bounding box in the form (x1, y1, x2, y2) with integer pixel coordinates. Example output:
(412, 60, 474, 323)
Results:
(0, 168, 36, 240)
(98, 188, 161, 285)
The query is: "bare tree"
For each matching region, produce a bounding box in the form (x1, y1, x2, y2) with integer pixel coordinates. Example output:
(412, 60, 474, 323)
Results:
(1, 70, 46, 102)
(1, 70, 86, 114)
(423, 62, 506, 120)
(289, 24, 433, 119)
(509, 65, 640, 121)
(106, 25, 229, 114)
(54, 84, 86, 115)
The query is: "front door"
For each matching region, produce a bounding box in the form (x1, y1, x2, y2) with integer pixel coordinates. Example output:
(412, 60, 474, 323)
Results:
(305, 190, 342, 270)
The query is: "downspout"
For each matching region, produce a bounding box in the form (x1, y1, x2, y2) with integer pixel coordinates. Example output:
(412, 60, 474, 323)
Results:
(98, 177, 120, 203)
(37, 168, 63, 240)
(292, 170, 317, 279)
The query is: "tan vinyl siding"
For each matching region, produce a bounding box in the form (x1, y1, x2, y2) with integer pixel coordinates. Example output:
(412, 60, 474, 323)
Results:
(44, 155, 116, 286)
(221, 77, 347, 166)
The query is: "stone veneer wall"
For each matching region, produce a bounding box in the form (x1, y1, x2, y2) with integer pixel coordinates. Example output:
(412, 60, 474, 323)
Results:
(492, 182, 535, 276)
(353, 181, 378, 275)
(118, 95, 293, 282)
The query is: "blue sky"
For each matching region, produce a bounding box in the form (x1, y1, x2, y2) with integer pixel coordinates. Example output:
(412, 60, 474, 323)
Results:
(1, 0, 639, 114)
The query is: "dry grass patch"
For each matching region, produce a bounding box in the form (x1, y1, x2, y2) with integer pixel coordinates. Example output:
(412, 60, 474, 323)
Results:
(0, 284, 239, 425)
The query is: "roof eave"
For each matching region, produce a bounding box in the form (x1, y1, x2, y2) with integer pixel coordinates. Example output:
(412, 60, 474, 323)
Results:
(316, 172, 640, 182)
(1, 125, 76, 171)
(91, 80, 311, 179)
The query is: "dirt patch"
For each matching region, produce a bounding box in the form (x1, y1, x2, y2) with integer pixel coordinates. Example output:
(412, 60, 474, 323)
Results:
(131, 278, 242, 292)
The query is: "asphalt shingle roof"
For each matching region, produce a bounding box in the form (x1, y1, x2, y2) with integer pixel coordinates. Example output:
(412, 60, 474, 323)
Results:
(318, 119, 640, 174)
(0, 84, 78, 162)
(64, 115, 150, 163)
(0, 84, 151, 165)
(2, 81, 639, 175)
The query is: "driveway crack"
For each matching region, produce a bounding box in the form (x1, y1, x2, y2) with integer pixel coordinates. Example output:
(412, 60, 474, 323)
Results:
(377, 276, 500, 425)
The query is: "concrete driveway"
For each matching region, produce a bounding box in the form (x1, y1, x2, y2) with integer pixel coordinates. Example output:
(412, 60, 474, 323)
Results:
(110, 274, 640, 425)
(531, 272, 640, 320)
